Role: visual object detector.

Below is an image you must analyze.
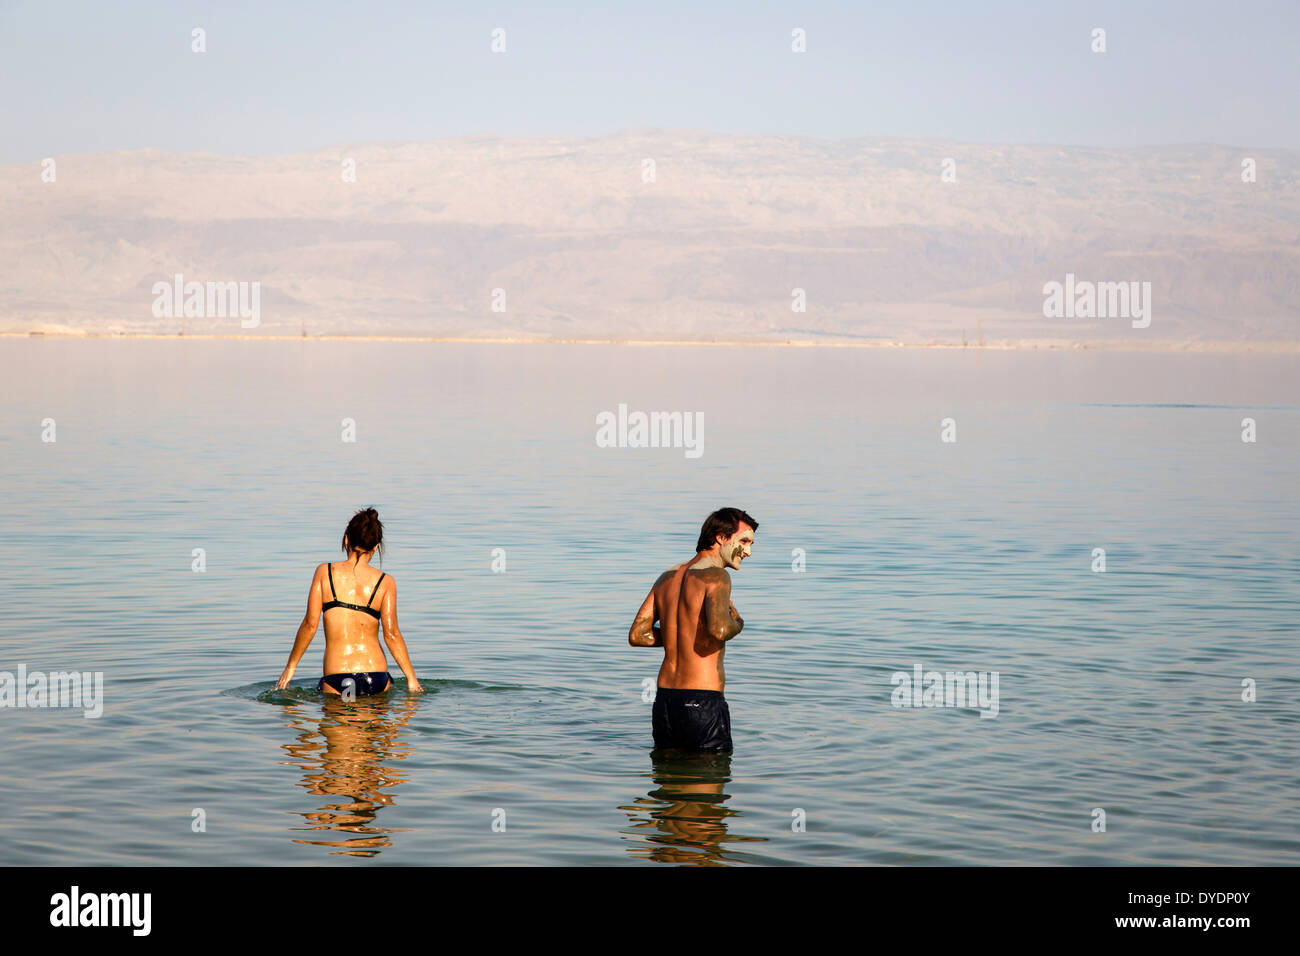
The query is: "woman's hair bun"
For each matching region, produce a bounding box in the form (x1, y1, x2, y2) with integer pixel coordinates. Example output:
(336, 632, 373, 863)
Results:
(342, 507, 384, 558)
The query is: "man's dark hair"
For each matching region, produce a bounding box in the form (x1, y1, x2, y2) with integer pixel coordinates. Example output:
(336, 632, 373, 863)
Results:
(696, 507, 758, 552)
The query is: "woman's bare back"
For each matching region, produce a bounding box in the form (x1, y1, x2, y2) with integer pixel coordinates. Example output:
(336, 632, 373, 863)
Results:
(320, 560, 389, 673)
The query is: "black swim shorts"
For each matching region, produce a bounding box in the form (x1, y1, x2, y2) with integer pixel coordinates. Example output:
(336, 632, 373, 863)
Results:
(652, 687, 733, 753)
(317, 672, 392, 696)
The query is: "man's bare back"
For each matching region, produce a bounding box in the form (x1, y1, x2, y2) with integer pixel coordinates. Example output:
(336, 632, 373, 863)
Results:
(632, 558, 743, 691)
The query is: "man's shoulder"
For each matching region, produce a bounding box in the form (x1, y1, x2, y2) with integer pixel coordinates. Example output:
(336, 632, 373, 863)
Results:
(653, 561, 728, 590)
(685, 565, 730, 586)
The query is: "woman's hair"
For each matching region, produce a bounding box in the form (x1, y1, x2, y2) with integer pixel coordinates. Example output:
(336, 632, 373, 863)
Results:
(342, 507, 384, 559)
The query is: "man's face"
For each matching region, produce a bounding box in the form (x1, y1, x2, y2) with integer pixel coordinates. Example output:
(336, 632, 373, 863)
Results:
(718, 523, 755, 570)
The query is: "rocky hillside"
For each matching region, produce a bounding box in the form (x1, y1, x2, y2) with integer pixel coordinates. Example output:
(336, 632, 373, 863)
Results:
(3, 129, 1297, 343)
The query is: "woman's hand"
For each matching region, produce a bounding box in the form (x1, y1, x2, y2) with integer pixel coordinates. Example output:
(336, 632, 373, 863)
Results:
(407, 678, 424, 693)
(275, 667, 294, 690)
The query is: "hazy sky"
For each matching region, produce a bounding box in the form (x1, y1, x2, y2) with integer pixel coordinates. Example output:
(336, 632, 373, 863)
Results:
(2, 0, 1297, 162)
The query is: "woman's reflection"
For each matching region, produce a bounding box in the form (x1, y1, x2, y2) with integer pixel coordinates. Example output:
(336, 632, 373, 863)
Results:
(277, 692, 419, 857)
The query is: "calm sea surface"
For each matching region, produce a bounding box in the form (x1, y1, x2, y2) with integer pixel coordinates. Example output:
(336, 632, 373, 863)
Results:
(1, 340, 1297, 865)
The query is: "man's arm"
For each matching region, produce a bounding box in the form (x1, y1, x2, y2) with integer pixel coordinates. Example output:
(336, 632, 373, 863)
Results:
(628, 584, 663, 646)
(704, 571, 743, 642)
(630, 570, 680, 646)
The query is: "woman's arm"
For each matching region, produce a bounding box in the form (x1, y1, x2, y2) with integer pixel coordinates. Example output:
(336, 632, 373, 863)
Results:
(276, 565, 324, 689)
(379, 578, 423, 692)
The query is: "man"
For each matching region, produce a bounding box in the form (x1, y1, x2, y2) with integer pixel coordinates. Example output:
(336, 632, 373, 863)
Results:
(628, 507, 757, 753)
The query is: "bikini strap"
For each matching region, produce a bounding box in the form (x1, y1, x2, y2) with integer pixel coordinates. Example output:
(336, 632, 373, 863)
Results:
(327, 562, 337, 598)
(367, 572, 386, 607)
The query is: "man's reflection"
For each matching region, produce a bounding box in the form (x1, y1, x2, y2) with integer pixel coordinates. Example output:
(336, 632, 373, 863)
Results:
(620, 749, 766, 865)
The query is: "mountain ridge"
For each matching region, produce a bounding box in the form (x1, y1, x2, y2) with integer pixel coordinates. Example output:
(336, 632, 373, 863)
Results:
(3, 129, 1297, 343)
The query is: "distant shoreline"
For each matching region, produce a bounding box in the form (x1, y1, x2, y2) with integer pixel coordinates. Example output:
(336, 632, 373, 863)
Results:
(3, 330, 1299, 354)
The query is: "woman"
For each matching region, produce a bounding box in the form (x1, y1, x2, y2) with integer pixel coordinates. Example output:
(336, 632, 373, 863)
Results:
(276, 508, 423, 695)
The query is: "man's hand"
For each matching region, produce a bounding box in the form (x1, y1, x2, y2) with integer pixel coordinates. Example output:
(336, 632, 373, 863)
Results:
(729, 602, 744, 630)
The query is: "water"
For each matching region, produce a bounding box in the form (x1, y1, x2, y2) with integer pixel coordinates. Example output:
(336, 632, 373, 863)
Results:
(1, 340, 1297, 865)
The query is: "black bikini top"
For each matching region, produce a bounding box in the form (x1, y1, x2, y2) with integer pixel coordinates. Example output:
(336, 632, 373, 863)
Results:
(322, 563, 385, 620)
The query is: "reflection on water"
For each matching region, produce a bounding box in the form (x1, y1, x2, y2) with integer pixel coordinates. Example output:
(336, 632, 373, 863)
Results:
(620, 751, 767, 865)
(277, 693, 420, 857)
